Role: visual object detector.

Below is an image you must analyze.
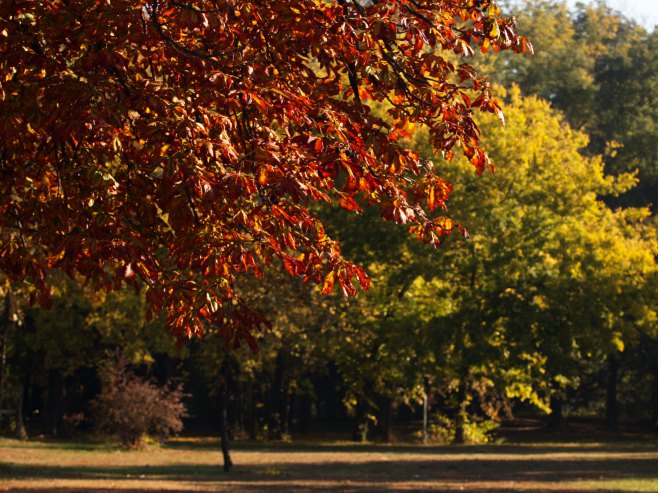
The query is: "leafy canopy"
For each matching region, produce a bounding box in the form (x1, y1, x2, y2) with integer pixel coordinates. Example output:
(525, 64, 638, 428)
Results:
(0, 0, 528, 343)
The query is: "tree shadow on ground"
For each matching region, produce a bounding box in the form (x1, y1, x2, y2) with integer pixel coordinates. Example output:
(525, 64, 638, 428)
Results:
(2, 484, 656, 493)
(3, 435, 658, 493)
(165, 438, 658, 456)
(0, 449, 658, 482)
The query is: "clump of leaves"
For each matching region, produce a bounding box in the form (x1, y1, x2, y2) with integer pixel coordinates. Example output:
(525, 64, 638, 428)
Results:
(92, 360, 186, 449)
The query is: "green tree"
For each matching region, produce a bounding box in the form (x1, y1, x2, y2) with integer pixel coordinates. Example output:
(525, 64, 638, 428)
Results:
(593, 29, 658, 207)
(449, 87, 656, 425)
(359, 87, 658, 436)
(492, 0, 643, 130)
(493, 1, 658, 210)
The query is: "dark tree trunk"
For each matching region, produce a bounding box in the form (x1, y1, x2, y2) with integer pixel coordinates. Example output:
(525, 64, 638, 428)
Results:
(422, 392, 428, 444)
(651, 357, 658, 434)
(380, 397, 393, 443)
(235, 382, 245, 438)
(278, 384, 290, 438)
(268, 353, 285, 440)
(0, 291, 15, 431)
(315, 366, 340, 421)
(606, 353, 619, 428)
(352, 401, 369, 443)
(298, 393, 312, 435)
(43, 370, 62, 436)
(247, 381, 257, 440)
(219, 359, 233, 472)
(547, 395, 564, 428)
(286, 393, 295, 436)
(0, 318, 7, 432)
(453, 380, 467, 445)
(15, 384, 27, 441)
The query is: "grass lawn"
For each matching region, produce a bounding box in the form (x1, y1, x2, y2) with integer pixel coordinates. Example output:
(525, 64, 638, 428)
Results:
(1, 432, 658, 492)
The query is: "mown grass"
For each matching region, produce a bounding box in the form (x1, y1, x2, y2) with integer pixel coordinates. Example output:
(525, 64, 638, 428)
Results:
(1, 434, 658, 492)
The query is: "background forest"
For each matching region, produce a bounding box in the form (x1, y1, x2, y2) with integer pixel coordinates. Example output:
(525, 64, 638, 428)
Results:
(2, 0, 658, 447)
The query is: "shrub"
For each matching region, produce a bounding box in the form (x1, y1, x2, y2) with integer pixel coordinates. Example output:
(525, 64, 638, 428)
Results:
(92, 360, 186, 448)
(428, 414, 499, 444)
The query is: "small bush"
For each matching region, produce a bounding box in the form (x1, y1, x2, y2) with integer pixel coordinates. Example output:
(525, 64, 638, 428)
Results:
(92, 360, 186, 449)
(428, 414, 499, 444)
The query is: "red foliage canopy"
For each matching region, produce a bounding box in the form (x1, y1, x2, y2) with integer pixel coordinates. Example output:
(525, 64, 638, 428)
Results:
(0, 0, 529, 345)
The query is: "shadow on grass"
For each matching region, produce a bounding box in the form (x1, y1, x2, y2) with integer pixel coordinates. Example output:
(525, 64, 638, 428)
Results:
(0, 437, 121, 453)
(3, 437, 658, 492)
(2, 452, 658, 481)
(166, 438, 658, 456)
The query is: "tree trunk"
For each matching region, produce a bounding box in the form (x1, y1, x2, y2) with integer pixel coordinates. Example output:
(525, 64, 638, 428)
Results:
(43, 370, 62, 436)
(15, 384, 27, 441)
(422, 391, 428, 444)
(352, 401, 369, 443)
(547, 395, 563, 428)
(651, 357, 658, 434)
(219, 359, 233, 472)
(247, 382, 258, 440)
(286, 393, 295, 437)
(0, 317, 7, 432)
(380, 397, 393, 443)
(236, 382, 245, 438)
(268, 353, 284, 440)
(280, 387, 290, 438)
(299, 393, 312, 435)
(0, 291, 14, 431)
(606, 353, 619, 428)
(453, 380, 467, 445)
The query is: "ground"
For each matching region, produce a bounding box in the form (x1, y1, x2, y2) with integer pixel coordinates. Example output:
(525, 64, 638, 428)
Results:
(1, 429, 658, 492)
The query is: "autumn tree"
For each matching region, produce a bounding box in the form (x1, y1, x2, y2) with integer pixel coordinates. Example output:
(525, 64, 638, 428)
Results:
(0, 0, 529, 340)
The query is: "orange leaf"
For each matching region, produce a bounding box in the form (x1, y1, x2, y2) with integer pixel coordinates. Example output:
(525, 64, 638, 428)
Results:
(321, 271, 336, 295)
